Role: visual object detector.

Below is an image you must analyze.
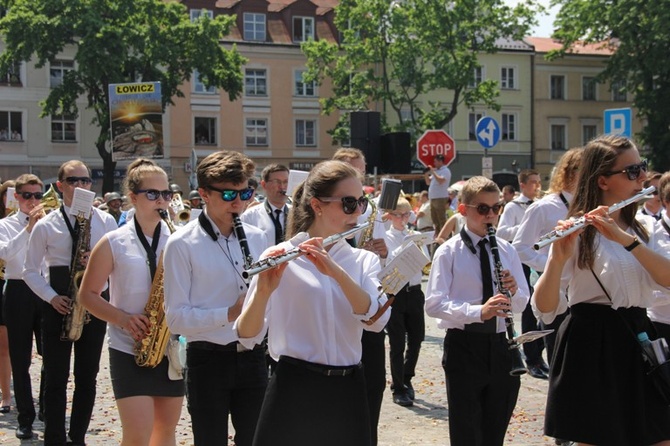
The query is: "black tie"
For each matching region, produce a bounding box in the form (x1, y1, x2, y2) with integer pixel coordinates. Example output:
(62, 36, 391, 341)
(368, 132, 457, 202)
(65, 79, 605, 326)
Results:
(478, 238, 497, 333)
(271, 208, 283, 245)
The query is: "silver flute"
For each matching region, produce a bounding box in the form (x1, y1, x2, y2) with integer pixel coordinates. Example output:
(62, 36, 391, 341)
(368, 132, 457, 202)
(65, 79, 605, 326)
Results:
(534, 186, 655, 250)
(242, 221, 372, 279)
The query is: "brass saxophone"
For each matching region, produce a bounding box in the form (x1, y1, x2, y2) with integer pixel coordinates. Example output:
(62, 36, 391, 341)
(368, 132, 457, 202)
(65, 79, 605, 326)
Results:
(358, 196, 377, 246)
(61, 211, 92, 341)
(134, 209, 176, 367)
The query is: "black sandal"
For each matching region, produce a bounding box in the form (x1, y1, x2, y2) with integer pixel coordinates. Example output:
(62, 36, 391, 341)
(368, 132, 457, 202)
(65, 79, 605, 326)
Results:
(0, 406, 10, 414)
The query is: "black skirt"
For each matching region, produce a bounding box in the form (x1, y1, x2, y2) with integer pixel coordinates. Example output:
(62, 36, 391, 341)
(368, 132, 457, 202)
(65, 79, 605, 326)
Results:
(545, 303, 670, 445)
(109, 348, 184, 400)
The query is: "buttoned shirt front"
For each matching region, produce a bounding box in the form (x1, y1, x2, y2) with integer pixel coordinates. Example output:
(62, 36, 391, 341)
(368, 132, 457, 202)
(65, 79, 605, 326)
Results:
(0, 211, 32, 280)
(240, 201, 290, 249)
(497, 194, 535, 242)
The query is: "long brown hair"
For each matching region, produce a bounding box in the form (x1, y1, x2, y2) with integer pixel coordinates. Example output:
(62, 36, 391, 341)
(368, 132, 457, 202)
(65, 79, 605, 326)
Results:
(548, 147, 583, 194)
(569, 135, 648, 269)
(286, 160, 361, 238)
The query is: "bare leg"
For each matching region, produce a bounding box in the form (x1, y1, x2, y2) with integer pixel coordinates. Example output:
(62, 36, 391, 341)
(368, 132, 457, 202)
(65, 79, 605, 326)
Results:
(0, 327, 12, 408)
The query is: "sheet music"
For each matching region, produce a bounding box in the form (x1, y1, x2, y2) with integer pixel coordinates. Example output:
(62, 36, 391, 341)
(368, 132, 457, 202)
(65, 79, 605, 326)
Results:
(287, 170, 309, 199)
(514, 330, 554, 345)
(378, 242, 430, 295)
(5, 187, 18, 211)
(401, 231, 434, 249)
(70, 187, 95, 219)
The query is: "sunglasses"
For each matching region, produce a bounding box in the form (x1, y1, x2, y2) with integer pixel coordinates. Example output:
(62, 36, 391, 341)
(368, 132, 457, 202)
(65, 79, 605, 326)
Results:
(390, 211, 411, 218)
(605, 160, 648, 181)
(135, 189, 174, 201)
(19, 191, 44, 200)
(206, 186, 254, 202)
(466, 202, 504, 216)
(318, 196, 368, 215)
(64, 176, 92, 185)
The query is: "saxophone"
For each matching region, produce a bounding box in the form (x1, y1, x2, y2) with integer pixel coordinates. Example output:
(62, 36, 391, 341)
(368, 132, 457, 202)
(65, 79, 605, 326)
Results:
(358, 196, 377, 246)
(134, 209, 176, 367)
(61, 211, 92, 342)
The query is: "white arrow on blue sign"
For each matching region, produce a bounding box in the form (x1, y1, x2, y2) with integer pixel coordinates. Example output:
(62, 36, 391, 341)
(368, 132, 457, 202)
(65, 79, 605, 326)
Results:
(476, 116, 501, 149)
(604, 108, 632, 138)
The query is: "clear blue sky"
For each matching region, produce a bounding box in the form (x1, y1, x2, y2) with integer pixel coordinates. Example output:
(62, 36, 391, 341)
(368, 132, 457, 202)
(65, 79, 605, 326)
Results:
(531, 1, 559, 37)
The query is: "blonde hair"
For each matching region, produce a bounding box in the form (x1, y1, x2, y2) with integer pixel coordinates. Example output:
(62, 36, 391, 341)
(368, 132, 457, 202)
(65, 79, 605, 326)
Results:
(460, 176, 500, 204)
(548, 147, 584, 194)
(123, 158, 167, 196)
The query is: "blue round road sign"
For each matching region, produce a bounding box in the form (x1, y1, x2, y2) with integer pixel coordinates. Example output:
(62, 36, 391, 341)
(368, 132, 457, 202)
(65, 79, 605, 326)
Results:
(475, 117, 501, 149)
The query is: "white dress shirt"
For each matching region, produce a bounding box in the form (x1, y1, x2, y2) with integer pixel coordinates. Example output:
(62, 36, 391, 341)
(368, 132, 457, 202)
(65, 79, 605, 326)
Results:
(237, 232, 390, 366)
(512, 191, 572, 273)
(240, 201, 290, 248)
(106, 221, 170, 354)
(163, 211, 269, 345)
(648, 213, 670, 325)
(0, 211, 32, 280)
(385, 226, 423, 287)
(23, 206, 117, 303)
(497, 195, 535, 242)
(425, 225, 529, 332)
(534, 215, 670, 324)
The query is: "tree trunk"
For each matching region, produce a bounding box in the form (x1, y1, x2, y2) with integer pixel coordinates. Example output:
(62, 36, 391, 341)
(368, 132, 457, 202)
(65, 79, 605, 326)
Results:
(96, 139, 116, 194)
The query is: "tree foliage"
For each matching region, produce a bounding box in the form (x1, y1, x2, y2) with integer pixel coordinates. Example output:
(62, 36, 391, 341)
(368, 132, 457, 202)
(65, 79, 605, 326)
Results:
(0, 0, 245, 192)
(550, 0, 670, 170)
(302, 0, 540, 143)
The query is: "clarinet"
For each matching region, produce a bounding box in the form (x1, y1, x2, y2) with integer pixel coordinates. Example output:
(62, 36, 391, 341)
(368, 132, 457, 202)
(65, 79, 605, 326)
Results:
(486, 224, 528, 377)
(232, 213, 254, 272)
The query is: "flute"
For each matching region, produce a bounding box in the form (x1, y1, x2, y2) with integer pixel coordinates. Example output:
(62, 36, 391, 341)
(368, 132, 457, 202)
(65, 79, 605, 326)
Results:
(242, 221, 372, 279)
(534, 186, 655, 250)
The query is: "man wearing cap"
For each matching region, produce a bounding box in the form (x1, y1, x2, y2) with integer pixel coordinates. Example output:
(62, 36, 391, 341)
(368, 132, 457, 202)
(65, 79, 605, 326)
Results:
(103, 192, 123, 224)
(188, 190, 203, 210)
(424, 154, 451, 233)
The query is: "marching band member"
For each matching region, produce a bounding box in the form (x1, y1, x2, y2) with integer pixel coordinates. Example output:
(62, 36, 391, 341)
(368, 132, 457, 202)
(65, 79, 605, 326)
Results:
(163, 151, 269, 446)
(534, 135, 670, 446)
(23, 160, 117, 446)
(649, 171, 670, 342)
(237, 160, 390, 446)
(78, 159, 184, 446)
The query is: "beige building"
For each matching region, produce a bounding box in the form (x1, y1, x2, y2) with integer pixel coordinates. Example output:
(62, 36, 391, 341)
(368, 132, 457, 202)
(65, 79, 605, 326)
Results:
(526, 37, 643, 182)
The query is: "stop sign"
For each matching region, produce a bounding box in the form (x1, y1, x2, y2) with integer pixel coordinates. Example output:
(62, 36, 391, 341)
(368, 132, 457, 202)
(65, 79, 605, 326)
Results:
(416, 130, 456, 167)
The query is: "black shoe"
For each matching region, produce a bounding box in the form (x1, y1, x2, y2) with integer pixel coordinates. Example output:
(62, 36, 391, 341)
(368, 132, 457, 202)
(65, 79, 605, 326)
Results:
(527, 365, 549, 380)
(539, 359, 550, 374)
(393, 392, 413, 407)
(554, 440, 574, 446)
(15, 426, 33, 440)
(404, 382, 415, 401)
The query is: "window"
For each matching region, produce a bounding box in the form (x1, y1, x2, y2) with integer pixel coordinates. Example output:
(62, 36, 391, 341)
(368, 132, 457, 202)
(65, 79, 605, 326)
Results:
(294, 70, 315, 97)
(0, 111, 23, 141)
(243, 13, 266, 41)
(295, 120, 316, 146)
(50, 60, 74, 89)
(468, 112, 484, 140)
(193, 70, 216, 94)
(582, 124, 597, 145)
(0, 61, 21, 86)
(501, 113, 516, 141)
(293, 17, 314, 43)
(51, 114, 77, 142)
(501, 67, 515, 89)
(550, 75, 565, 100)
(469, 67, 483, 88)
(612, 80, 627, 101)
(190, 9, 213, 22)
(194, 117, 216, 145)
(582, 77, 596, 101)
(245, 118, 268, 146)
(551, 124, 566, 150)
(244, 69, 267, 96)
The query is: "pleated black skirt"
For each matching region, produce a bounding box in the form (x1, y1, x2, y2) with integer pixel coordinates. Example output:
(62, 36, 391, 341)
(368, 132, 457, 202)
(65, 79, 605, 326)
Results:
(109, 348, 184, 400)
(545, 303, 670, 446)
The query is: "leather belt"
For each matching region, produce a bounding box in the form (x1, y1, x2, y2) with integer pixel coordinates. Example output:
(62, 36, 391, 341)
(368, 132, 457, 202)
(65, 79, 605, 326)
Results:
(280, 355, 361, 377)
(188, 340, 257, 353)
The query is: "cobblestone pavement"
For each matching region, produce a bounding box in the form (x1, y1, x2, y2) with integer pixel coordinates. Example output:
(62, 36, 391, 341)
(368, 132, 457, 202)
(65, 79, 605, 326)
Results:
(0, 282, 557, 445)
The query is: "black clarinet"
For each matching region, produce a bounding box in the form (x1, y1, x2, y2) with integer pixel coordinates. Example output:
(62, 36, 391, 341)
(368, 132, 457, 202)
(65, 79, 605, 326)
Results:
(232, 213, 254, 272)
(486, 224, 527, 377)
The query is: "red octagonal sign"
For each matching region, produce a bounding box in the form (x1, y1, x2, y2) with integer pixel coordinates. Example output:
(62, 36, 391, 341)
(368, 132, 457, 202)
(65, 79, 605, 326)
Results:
(416, 129, 456, 168)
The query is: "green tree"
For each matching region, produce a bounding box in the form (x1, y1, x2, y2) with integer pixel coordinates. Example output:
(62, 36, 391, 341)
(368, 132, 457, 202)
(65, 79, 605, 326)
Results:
(302, 0, 540, 143)
(550, 0, 670, 170)
(0, 0, 245, 192)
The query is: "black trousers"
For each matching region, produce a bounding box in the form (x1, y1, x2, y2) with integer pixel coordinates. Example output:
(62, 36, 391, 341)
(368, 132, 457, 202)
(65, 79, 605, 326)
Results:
(42, 269, 107, 446)
(653, 321, 670, 345)
(361, 329, 386, 446)
(3, 280, 44, 428)
(386, 286, 425, 392)
(442, 329, 520, 446)
(520, 264, 544, 366)
(185, 343, 267, 446)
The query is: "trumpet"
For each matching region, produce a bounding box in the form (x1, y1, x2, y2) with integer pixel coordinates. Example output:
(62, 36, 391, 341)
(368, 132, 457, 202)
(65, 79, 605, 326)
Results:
(534, 186, 655, 250)
(242, 222, 372, 279)
(170, 194, 190, 224)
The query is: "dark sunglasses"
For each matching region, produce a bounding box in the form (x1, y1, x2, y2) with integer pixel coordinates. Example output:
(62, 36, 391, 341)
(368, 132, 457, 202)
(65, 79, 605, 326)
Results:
(318, 196, 368, 215)
(19, 191, 44, 200)
(206, 186, 254, 202)
(135, 189, 174, 201)
(466, 202, 504, 216)
(64, 176, 92, 185)
(605, 159, 648, 181)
